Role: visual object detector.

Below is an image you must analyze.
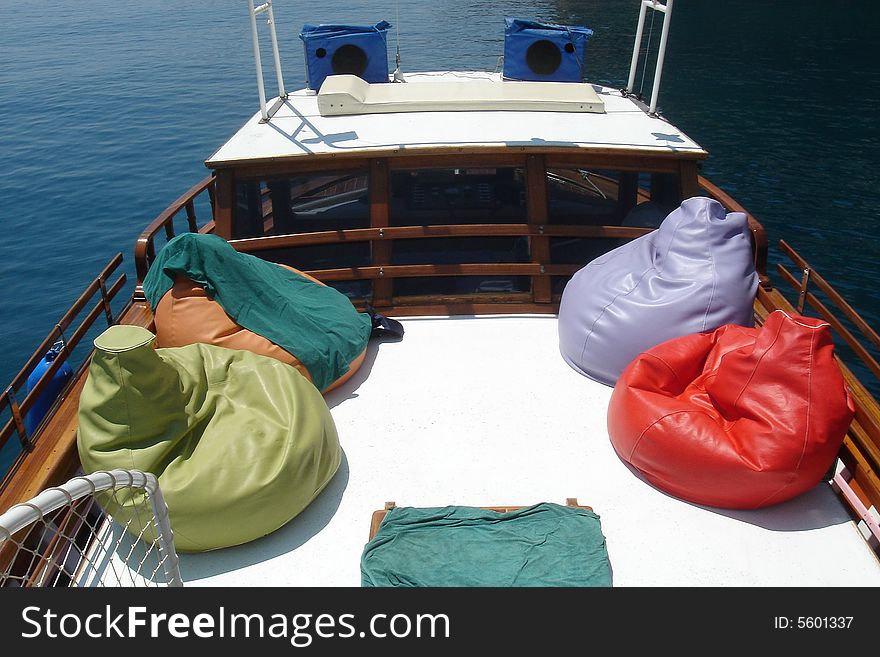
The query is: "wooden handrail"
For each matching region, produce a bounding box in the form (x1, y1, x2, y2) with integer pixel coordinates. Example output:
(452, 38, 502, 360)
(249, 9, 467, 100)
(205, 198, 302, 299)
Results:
(777, 264, 880, 381)
(0, 256, 127, 454)
(135, 168, 753, 314)
(306, 263, 580, 282)
(228, 223, 653, 252)
(134, 175, 216, 287)
(698, 175, 769, 285)
(779, 240, 880, 353)
(2, 254, 123, 401)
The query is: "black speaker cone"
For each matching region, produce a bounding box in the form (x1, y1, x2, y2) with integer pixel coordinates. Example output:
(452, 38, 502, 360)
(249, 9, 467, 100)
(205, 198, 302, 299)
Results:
(525, 39, 562, 75)
(331, 44, 369, 77)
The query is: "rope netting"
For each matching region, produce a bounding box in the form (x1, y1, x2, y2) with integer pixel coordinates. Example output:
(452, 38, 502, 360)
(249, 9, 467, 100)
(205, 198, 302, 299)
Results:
(0, 470, 182, 587)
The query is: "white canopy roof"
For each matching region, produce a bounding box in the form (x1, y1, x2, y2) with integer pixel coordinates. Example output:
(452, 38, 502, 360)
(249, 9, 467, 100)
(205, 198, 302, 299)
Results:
(206, 71, 706, 167)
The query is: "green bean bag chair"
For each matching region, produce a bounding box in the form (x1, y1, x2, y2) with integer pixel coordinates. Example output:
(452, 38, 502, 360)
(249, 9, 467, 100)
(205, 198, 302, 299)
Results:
(77, 325, 341, 552)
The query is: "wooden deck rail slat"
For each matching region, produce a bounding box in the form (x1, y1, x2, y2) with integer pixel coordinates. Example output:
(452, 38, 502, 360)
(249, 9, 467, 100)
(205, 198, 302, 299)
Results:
(777, 264, 880, 381)
(305, 263, 579, 282)
(227, 223, 652, 252)
(526, 154, 552, 303)
(0, 301, 154, 509)
(134, 175, 216, 283)
(0, 264, 126, 454)
(780, 239, 880, 352)
(369, 159, 392, 306)
(1, 254, 123, 403)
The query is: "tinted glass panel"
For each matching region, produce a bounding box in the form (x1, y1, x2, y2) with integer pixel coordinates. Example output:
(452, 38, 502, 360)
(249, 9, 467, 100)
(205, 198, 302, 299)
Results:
(390, 167, 527, 225)
(393, 275, 530, 297)
(233, 171, 369, 238)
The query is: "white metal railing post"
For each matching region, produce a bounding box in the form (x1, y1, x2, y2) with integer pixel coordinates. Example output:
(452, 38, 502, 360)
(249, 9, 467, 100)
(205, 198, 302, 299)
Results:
(648, 0, 674, 114)
(144, 473, 183, 588)
(265, 1, 287, 100)
(626, 1, 649, 93)
(248, 1, 269, 121)
(625, 0, 675, 115)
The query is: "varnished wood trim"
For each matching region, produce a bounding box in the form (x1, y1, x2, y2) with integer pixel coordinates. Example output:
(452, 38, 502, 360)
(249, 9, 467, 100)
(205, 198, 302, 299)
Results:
(526, 154, 551, 303)
(385, 292, 533, 306)
(228, 224, 652, 251)
(0, 300, 153, 510)
(678, 160, 701, 199)
(221, 158, 371, 181)
(777, 264, 880, 380)
(780, 240, 880, 353)
(840, 435, 880, 511)
(546, 150, 703, 172)
(0, 375, 87, 511)
(1, 255, 123, 402)
(385, 152, 527, 170)
(368, 501, 593, 540)
(306, 263, 578, 282)
(134, 175, 216, 285)
(208, 145, 708, 173)
(366, 303, 558, 318)
(0, 262, 126, 454)
(212, 169, 234, 240)
(370, 159, 392, 305)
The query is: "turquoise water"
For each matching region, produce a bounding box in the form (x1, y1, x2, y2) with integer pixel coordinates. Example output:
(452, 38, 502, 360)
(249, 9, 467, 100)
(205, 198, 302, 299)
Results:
(1, 1, 878, 471)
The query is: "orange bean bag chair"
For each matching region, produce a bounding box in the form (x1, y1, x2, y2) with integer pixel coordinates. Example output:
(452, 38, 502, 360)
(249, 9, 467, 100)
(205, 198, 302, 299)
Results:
(607, 310, 854, 509)
(153, 265, 365, 394)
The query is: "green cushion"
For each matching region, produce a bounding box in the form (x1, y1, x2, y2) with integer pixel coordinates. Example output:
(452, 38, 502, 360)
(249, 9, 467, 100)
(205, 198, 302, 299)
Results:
(142, 233, 372, 391)
(361, 503, 612, 587)
(77, 325, 341, 552)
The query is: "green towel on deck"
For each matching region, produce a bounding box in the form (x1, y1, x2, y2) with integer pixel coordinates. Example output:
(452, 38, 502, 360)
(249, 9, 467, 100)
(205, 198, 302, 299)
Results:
(361, 503, 612, 587)
(143, 233, 372, 391)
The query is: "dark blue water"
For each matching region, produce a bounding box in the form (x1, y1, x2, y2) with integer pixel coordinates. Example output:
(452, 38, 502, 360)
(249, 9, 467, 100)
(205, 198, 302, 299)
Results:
(2, 1, 879, 472)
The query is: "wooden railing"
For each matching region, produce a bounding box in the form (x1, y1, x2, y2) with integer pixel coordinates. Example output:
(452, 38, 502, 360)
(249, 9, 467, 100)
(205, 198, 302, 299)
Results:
(133, 176, 771, 317)
(131, 166, 772, 318)
(757, 242, 880, 551)
(0, 255, 128, 491)
(228, 223, 652, 313)
(133, 169, 659, 315)
(228, 223, 650, 252)
(777, 240, 880, 383)
(133, 175, 216, 297)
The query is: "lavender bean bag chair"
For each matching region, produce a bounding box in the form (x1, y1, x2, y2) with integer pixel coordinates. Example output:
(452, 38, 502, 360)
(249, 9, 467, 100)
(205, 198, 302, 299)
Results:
(558, 197, 759, 386)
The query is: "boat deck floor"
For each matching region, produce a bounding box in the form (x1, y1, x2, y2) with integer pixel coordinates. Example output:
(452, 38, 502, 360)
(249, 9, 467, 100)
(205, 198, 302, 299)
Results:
(178, 314, 880, 586)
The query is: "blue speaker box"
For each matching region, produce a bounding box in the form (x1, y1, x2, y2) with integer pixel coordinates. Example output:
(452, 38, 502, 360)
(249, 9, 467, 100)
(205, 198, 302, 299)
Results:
(502, 18, 593, 83)
(299, 21, 392, 91)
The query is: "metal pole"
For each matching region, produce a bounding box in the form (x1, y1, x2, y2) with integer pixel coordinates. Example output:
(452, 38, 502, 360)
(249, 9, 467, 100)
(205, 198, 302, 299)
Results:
(144, 473, 184, 587)
(626, 0, 649, 93)
(266, 2, 287, 99)
(248, 2, 269, 121)
(649, 0, 674, 114)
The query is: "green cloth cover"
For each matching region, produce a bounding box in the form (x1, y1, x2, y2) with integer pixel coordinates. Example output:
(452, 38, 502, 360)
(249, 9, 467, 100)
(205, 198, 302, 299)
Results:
(77, 325, 341, 552)
(143, 232, 372, 391)
(361, 503, 612, 587)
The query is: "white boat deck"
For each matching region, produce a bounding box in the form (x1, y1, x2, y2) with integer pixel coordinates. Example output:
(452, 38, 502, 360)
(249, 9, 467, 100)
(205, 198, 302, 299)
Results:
(178, 315, 880, 587)
(206, 72, 707, 166)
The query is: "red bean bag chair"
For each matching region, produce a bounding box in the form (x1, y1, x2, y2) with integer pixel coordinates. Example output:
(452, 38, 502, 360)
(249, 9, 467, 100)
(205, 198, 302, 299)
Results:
(607, 310, 854, 509)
